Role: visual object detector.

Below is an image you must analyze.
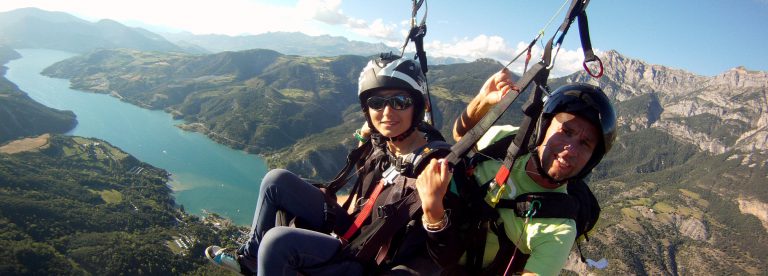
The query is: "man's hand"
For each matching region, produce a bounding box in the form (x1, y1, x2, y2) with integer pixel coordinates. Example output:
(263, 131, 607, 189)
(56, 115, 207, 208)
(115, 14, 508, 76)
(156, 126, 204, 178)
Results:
(416, 159, 452, 223)
(478, 67, 516, 107)
(453, 68, 519, 141)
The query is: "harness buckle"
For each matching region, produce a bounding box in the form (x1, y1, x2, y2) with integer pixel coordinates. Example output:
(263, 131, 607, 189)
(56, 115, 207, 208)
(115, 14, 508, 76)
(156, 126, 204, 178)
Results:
(484, 179, 506, 208)
(381, 165, 400, 186)
(332, 232, 349, 246)
(377, 204, 395, 218)
(356, 197, 368, 207)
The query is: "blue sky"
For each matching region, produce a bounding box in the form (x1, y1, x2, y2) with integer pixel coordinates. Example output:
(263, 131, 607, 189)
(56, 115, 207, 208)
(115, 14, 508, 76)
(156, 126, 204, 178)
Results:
(2, 0, 766, 76)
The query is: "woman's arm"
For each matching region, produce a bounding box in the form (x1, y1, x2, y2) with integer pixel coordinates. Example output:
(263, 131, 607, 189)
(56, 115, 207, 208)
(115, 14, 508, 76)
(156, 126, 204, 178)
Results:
(416, 159, 465, 267)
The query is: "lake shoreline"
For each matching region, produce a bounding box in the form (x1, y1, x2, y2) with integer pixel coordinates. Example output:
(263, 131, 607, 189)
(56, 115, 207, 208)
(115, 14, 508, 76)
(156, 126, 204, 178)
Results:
(5, 49, 269, 226)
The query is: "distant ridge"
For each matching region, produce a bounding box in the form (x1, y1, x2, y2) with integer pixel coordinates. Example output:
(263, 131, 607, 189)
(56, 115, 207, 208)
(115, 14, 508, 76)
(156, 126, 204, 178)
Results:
(0, 7, 467, 62)
(0, 7, 188, 53)
(161, 31, 398, 57)
(161, 31, 469, 64)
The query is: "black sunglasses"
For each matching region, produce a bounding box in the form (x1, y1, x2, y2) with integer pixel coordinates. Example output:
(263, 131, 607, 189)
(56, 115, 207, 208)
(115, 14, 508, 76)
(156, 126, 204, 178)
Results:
(366, 95, 414, 111)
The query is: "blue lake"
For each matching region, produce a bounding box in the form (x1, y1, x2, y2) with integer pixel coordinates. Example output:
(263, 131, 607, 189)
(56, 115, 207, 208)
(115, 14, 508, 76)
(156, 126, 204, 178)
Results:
(5, 49, 266, 226)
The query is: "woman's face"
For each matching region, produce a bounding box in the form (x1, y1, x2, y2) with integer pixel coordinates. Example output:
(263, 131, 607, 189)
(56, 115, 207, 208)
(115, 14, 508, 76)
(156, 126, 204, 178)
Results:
(366, 89, 414, 138)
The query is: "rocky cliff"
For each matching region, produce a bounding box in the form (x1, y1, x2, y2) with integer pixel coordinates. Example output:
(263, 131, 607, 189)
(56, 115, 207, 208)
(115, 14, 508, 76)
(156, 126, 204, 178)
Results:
(566, 50, 768, 155)
(557, 50, 767, 275)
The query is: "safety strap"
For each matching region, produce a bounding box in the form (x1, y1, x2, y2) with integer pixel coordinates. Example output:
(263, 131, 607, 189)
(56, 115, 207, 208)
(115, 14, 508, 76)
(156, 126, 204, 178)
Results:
(402, 0, 428, 73)
(401, 0, 434, 125)
(541, 0, 599, 71)
(578, 12, 603, 77)
(488, 73, 549, 205)
(344, 181, 424, 262)
(444, 62, 548, 167)
(326, 141, 372, 194)
(492, 0, 598, 199)
(342, 178, 386, 241)
(447, 0, 598, 202)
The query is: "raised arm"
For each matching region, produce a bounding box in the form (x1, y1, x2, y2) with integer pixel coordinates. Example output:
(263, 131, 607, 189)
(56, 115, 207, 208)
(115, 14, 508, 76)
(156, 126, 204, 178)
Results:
(453, 68, 519, 142)
(415, 158, 464, 267)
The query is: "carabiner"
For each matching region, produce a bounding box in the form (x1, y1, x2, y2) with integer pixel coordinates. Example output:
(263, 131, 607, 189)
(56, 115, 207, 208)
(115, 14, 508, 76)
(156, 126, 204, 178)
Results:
(582, 56, 604, 78)
(525, 200, 541, 218)
(545, 43, 562, 70)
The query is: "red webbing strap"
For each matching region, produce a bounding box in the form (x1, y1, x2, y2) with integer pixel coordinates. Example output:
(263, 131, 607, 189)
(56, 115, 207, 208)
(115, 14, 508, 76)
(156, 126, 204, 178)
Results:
(494, 165, 511, 188)
(342, 179, 386, 240)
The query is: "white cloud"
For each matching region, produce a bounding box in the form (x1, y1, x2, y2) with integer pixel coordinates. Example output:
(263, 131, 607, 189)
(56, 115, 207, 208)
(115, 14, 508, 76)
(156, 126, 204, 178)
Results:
(350, 18, 399, 42)
(294, 0, 405, 45)
(426, 35, 595, 77)
(347, 18, 368, 29)
(425, 35, 509, 61)
(297, 0, 347, 25)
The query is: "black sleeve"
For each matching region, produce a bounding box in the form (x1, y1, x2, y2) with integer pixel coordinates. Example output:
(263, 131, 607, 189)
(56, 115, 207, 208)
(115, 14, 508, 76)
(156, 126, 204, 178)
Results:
(426, 190, 466, 268)
(414, 137, 467, 268)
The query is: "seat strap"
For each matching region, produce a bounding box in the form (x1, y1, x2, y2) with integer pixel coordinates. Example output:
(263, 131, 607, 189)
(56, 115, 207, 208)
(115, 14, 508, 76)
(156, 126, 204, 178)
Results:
(342, 179, 385, 241)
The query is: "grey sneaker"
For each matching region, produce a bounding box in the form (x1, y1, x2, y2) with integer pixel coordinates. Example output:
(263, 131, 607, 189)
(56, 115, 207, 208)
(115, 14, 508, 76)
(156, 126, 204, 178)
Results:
(205, 245, 248, 275)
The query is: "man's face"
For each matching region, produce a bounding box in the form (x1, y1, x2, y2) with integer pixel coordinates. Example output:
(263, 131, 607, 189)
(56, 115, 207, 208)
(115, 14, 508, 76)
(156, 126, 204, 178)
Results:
(537, 112, 600, 181)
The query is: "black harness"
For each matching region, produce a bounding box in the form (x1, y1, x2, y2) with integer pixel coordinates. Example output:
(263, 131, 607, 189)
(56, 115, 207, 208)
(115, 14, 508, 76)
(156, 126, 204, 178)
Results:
(303, 124, 452, 272)
(450, 132, 600, 275)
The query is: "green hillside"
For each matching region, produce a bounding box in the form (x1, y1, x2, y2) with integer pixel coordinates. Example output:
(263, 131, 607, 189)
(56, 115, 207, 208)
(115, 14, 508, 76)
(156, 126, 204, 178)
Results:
(41, 49, 515, 179)
(0, 134, 243, 275)
(43, 49, 368, 156)
(0, 47, 77, 143)
(580, 126, 768, 275)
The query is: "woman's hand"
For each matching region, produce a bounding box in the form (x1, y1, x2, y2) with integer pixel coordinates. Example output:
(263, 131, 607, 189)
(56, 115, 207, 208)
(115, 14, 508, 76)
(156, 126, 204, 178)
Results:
(356, 121, 372, 146)
(415, 158, 453, 223)
(360, 121, 372, 137)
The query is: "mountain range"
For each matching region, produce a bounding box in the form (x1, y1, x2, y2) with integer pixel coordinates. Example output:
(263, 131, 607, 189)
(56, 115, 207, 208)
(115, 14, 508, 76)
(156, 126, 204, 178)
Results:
(0, 6, 766, 275)
(0, 8, 407, 58)
(37, 47, 768, 274)
(0, 8, 187, 54)
(161, 31, 397, 57)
